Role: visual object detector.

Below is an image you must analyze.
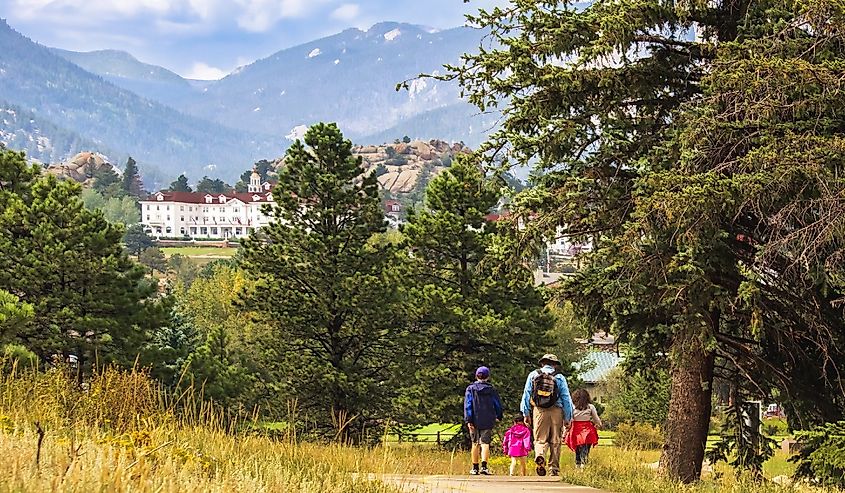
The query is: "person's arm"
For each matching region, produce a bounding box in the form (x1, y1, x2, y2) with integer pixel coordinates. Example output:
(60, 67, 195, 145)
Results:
(556, 374, 574, 423)
(520, 372, 534, 417)
(493, 388, 504, 422)
(464, 387, 474, 426)
(591, 404, 603, 429)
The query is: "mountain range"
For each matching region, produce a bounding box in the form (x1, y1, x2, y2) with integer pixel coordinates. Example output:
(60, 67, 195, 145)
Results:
(0, 19, 493, 186)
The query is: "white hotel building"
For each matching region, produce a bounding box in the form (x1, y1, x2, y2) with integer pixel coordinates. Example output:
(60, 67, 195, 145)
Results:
(139, 170, 274, 240)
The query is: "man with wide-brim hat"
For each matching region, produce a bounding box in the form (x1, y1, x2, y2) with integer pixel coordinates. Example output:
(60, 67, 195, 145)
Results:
(520, 353, 573, 476)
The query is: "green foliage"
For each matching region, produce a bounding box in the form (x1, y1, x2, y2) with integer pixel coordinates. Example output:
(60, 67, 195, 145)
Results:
(791, 421, 845, 488)
(0, 147, 167, 373)
(0, 290, 33, 343)
(402, 136, 411, 144)
(599, 368, 670, 430)
(169, 174, 192, 192)
(708, 399, 776, 479)
(167, 254, 199, 286)
(124, 223, 154, 256)
(613, 423, 664, 450)
(240, 123, 412, 437)
(139, 247, 167, 274)
(82, 188, 139, 225)
(91, 166, 121, 196)
(195, 176, 230, 194)
(400, 154, 551, 424)
(445, 0, 845, 482)
(122, 156, 145, 198)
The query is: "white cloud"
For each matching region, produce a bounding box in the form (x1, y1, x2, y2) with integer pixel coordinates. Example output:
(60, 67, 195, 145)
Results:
(185, 62, 228, 80)
(330, 3, 360, 21)
(235, 0, 329, 32)
(9, 0, 327, 32)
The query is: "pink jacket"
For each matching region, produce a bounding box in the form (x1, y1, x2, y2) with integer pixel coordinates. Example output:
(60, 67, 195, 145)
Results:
(502, 423, 532, 457)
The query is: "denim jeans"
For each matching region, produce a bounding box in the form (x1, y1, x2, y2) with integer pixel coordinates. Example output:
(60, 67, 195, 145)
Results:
(575, 444, 592, 465)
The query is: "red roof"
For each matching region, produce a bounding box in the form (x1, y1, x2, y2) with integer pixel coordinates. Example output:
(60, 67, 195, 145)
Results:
(143, 191, 273, 204)
(484, 211, 511, 222)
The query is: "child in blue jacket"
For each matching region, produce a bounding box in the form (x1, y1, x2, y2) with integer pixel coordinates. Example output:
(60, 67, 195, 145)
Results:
(464, 366, 503, 475)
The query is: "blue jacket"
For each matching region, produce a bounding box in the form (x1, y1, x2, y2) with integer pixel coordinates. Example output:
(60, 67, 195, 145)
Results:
(464, 380, 503, 430)
(520, 365, 574, 422)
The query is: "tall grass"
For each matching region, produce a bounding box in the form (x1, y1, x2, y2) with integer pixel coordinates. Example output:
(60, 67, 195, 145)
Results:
(0, 365, 428, 493)
(0, 366, 823, 492)
(555, 447, 824, 493)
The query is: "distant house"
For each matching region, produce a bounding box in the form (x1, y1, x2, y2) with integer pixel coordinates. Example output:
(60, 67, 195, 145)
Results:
(575, 332, 624, 403)
(385, 199, 402, 228)
(139, 170, 274, 239)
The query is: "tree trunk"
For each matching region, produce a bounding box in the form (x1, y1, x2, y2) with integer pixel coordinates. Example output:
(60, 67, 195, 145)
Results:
(660, 328, 716, 483)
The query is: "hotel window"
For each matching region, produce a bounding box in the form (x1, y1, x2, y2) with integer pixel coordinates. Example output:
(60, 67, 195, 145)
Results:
(211, 227, 218, 235)
(235, 227, 242, 235)
(189, 206, 193, 212)
(166, 227, 172, 234)
(190, 227, 197, 234)
(146, 215, 150, 221)
(166, 215, 170, 221)
(156, 205, 160, 211)
(180, 227, 186, 235)
(180, 216, 184, 222)
(180, 206, 184, 211)
(146, 205, 150, 210)
(166, 205, 170, 211)
(200, 227, 208, 235)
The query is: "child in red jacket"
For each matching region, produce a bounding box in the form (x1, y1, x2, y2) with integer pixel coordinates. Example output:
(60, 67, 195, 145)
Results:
(565, 389, 602, 468)
(502, 414, 532, 476)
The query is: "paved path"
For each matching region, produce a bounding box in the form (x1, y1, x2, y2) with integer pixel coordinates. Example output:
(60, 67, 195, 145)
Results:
(377, 475, 608, 493)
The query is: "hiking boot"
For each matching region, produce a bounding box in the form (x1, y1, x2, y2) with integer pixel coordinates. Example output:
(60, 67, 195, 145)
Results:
(470, 468, 479, 475)
(480, 466, 491, 475)
(550, 469, 560, 476)
(534, 455, 546, 476)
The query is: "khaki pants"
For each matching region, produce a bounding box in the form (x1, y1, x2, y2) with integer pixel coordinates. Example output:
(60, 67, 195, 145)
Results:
(532, 406, 564, 473)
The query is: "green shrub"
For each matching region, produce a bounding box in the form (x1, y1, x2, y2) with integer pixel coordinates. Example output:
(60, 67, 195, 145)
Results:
(762, 418, 788, 437)
(791, 421, 845, 488)
(613, 423, 664, 450)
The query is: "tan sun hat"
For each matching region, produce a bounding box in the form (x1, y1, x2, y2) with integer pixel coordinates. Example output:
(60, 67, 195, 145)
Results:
(539, 354, 562, 366)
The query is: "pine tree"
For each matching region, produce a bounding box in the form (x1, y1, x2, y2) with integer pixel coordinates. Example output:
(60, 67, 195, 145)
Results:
(195, 176, 230, 194)
(121, 157, 145, 198)
(169, 174, 192, 192)
(401, 155, 550, 424)
(123, 224, 154, 256)
(92, 166, 121, 197)
(0, 147, 167, 375)
(446, 0, 845, 482)
(239, 123, 413, 438)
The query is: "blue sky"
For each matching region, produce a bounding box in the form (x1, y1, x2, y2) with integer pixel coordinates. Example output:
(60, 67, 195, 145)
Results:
(1, 0, 509, 79)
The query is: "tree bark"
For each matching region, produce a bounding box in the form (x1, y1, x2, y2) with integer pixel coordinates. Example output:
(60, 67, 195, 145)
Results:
(660, 327, 716, 483)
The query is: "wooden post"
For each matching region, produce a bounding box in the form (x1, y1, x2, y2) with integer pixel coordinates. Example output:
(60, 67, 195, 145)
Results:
(397, 431, 402, 443)
(437, 431, 441, 446)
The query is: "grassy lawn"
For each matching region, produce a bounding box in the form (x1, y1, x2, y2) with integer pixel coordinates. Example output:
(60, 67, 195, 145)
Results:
(161, 246, 237, 258)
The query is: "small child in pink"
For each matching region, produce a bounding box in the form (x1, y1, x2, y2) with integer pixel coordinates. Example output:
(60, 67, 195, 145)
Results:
(502, 414, 532, 476)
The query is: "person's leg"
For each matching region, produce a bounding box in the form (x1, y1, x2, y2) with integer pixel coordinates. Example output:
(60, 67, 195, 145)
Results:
(470, 428, 480, 474)
(519, 456, 527, 476)
(575, 445, 584, 466)
(548, 409, 564, 475)
(510, 457, 517, 476)
(480, 430, 493, 474)
(582, 444, 592, 465)
(480, 443, 490, 473)
(533, 407, 550, 476)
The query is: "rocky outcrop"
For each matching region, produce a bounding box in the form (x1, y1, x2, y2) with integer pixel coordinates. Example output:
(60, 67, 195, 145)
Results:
(355, 139, 471, 195)
(45, 152, 117, 185)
